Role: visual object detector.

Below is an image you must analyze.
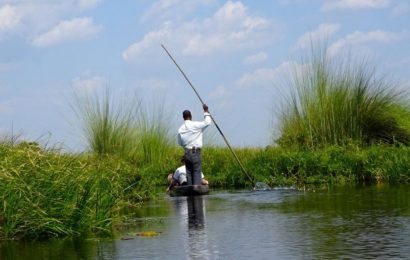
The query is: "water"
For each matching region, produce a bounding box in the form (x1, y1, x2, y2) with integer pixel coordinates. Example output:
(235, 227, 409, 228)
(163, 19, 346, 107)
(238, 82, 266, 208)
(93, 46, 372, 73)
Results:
(2, 184, 410, 259)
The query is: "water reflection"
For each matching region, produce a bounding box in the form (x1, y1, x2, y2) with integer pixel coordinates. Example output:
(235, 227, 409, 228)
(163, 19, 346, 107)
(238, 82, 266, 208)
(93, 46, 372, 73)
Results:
(273, 185, 410, 259)
(0, 238, 108, 260)
(187, 196, 205, 229)
(3, 185, 410, 259)
(172, 195, 211, 259)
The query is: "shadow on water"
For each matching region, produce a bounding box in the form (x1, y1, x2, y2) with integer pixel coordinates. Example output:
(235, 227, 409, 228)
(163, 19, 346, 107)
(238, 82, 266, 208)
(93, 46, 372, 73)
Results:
(0, 237, 116, 260)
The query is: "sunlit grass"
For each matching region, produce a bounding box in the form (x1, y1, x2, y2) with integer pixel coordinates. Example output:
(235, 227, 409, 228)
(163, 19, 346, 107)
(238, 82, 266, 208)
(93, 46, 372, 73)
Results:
(73, 89, 173, 167)
(73, 89, 140, 158)
(133, 101, 172, 166)
(0, 142, 140, 240)
(277, 48, 410, 148)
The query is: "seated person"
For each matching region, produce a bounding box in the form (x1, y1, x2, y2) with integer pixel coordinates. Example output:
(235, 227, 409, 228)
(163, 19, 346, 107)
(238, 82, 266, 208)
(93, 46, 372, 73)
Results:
(167, 156, 208, 192)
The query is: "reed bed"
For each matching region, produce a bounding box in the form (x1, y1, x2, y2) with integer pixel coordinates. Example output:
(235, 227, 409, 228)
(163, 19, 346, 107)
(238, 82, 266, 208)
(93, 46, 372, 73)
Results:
(0, 142, 147, 240)
(277, 48, 410, 148)
(202, 145, 410, 189)
(0, 137, 185, 240)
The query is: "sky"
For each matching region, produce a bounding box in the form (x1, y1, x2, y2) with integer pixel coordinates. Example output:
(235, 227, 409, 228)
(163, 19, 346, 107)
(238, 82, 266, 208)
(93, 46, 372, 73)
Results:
(0, 0, 409, 151)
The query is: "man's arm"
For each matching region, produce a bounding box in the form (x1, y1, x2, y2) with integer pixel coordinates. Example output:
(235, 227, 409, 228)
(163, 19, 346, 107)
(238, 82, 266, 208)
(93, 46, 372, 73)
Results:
(203, 104, 211, 123)
(167, 179, 179, 192)
(177, 132, 183, 147)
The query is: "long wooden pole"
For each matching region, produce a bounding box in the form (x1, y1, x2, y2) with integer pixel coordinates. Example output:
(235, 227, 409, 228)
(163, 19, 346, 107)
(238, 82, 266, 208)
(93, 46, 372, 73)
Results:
(161, 44, 254, 186)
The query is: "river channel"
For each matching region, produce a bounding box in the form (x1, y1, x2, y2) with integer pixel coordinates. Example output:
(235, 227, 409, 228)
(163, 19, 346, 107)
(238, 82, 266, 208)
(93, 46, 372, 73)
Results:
(1, 184, 410, 259)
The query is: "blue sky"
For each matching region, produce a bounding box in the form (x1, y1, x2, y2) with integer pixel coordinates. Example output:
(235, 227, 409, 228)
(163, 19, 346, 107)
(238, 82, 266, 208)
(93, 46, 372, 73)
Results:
(0, 0, 409, 151)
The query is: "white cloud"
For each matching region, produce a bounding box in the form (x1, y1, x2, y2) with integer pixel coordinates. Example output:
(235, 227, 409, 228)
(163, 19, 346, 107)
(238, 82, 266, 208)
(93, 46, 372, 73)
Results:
(296, 23, 340, 49)
(123, 1, 279, 61)
(32, 17, 102, 47)
(328, 30, 407, 56)
(76, 0, 102, 10)
(72, 75, 107, 94)
(142, 0, 217, 22)
(243, 51, 268, 65)
(236, 61, 297, 88)
(208, 85, 234, 110)
(322, 0, 391, 11)
(123, 26, 171, 61)
(0, 4, 21, 31)
(0, 1, 102, 41)
(278, 0, 313, 4)
(209, 85, 229, 99)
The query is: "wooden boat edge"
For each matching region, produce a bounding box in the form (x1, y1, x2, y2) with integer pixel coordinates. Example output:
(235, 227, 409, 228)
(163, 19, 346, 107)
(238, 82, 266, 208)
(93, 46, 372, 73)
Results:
(169, 185, 209, 197)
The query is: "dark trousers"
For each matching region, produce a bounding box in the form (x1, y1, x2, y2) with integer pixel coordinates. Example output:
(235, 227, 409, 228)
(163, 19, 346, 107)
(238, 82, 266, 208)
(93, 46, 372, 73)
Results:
(185, 149, 202, 185)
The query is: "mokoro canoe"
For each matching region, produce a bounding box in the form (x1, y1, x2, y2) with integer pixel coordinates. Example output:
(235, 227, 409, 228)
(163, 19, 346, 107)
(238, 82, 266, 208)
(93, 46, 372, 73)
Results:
(169, 185, 209, 197)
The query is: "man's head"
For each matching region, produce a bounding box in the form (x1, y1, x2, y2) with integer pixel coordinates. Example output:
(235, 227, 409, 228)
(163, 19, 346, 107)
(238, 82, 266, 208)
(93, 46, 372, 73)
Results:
(182, 110, 192, 120)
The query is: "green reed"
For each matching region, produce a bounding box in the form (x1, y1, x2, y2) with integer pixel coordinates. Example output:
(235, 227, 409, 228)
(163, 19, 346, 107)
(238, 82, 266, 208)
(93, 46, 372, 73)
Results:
(133, 101, 172, 167)
(0, 141, 144, 240)
(201, 144, 410, 189)
(73, 89, 140, 158)
(73, 90, 173, 167)
(277, 48, 410, 148)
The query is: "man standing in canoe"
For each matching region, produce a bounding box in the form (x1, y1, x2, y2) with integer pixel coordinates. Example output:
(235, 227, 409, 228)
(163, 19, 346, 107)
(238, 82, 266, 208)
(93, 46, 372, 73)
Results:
(177, 104, 212, 185)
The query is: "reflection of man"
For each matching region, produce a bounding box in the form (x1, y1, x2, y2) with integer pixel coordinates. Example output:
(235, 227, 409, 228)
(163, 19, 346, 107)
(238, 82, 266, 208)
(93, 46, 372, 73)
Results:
(187, 196, 205, 229)
(167, 156, 209, 192)
(186, 196, 210, 259)
(177, 104, 211, 185)
(171, 196, 209, 259)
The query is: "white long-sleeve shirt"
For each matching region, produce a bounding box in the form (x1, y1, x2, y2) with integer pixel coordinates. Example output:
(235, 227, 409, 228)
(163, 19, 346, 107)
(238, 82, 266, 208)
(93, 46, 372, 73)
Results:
(177, 112, 211, 149)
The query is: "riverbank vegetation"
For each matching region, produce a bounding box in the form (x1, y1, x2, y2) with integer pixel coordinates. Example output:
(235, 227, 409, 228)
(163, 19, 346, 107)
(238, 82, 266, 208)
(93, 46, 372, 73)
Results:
(203, 145, 410, 188)
(2, 141, 410, 240)
(1, 48, 410, 241)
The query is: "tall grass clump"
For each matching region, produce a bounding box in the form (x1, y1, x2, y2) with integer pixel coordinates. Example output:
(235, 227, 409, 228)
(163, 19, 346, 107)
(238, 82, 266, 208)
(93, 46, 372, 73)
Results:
(133, 102, 172, 167)
(73, 89, 173, 172)
(277, 48, 410, 148)
(73, 89, 140, 158)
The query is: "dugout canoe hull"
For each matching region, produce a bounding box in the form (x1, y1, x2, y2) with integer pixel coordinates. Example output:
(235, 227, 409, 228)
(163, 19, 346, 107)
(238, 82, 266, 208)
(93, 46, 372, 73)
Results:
(170, 185, 209, 197)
